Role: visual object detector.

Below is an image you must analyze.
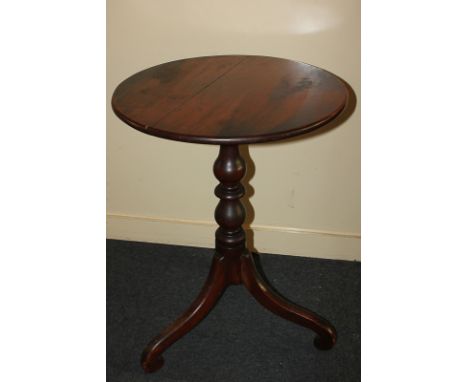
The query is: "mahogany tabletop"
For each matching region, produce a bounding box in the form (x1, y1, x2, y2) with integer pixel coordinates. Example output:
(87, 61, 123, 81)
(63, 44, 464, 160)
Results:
(112, 55, 348, 145)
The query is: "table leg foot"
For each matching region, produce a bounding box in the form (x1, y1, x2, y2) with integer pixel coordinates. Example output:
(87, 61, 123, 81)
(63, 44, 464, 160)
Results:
(141, 255, 227, 373)
(240, 252, 337, 350)
(313, 334, 335, 350)
(141, 355, 164, 373)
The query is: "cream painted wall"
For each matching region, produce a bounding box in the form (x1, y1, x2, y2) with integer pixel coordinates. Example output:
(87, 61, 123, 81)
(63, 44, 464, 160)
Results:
(107, 0, 360, 261)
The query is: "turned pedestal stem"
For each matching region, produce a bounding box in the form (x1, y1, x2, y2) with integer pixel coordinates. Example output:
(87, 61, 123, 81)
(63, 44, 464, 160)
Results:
(213, 145, 246, 284)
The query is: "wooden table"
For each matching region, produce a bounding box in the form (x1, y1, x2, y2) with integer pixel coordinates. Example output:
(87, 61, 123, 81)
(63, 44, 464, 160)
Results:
(112, 55, 349, 373)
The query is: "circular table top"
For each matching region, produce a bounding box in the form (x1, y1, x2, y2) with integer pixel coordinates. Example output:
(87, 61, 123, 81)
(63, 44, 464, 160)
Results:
(112, 55, 348, 145)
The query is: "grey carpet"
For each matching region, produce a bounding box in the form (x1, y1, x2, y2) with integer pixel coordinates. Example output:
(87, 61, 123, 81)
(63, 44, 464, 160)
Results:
(107, 239, 360, 382)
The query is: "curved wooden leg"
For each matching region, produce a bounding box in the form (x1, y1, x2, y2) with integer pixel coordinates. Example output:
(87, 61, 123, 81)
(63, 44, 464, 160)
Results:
(141, 254, 228, 372)
(240, 252, 337, 350)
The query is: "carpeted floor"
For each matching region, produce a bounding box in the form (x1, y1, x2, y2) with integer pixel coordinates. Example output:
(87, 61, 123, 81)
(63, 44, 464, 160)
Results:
(107, 239, 360, 382)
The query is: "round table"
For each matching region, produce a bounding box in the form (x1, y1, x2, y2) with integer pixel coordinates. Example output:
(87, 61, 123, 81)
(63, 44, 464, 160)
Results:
(112, 55, 349, 373)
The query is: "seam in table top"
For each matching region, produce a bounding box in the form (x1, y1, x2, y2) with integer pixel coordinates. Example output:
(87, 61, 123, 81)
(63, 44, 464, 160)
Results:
(148, 56, 250, 130)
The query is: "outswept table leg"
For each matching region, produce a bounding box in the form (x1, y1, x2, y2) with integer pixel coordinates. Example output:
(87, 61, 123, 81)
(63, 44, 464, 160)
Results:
(140, 254, 228, 372)
(240, 251, 337, 350)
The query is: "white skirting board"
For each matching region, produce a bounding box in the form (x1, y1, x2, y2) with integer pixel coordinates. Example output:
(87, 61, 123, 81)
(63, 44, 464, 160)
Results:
(107, 213, 361, 261)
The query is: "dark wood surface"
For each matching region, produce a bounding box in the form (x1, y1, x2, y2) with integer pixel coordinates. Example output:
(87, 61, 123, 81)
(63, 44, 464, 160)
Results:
(140, 145, 336, 373)
(112, 55, 348, 144)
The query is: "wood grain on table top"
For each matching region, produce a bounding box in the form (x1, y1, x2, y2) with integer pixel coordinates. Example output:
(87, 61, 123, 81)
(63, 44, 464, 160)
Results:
(112, 55, 348, 144)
